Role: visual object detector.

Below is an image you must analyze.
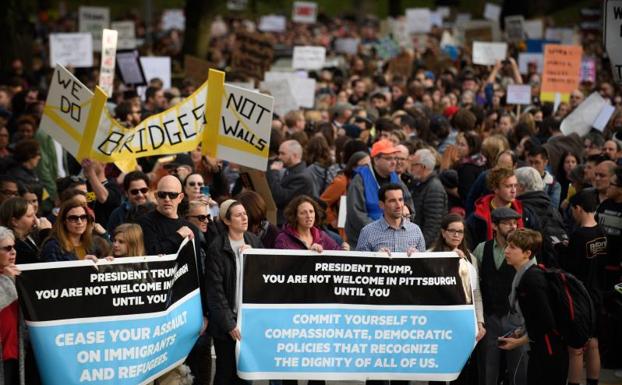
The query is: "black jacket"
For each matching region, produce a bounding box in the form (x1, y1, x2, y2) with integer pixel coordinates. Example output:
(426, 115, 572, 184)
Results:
(206, 231, 262, 339)
(267, 161, 315, 225)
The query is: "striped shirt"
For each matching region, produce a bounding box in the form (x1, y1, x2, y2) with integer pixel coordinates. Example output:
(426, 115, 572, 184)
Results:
(356, 216, 426, 253)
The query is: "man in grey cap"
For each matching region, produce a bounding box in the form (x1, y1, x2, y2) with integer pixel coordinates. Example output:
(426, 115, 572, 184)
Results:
(472, 207, 528, 385)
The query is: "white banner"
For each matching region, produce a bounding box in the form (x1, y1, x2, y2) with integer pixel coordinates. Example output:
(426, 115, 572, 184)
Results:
(49, 33, 93, 68)
(259, 15, 286, 32)
(506, 84, 532, 105)
(484, 3, 501, 21)
(79, 6, 109, 52)
(604, 0, 622, 83)
(406, 9, 432, 33)
(111, 20, 136, 50)
(292, 46, 326, 70)
(561, 92, 609, 136)
(472, 41, 507, 65)
(98, 29, 118, 97)
(292, 1, 318, 24)
(161, 9, 185, 31)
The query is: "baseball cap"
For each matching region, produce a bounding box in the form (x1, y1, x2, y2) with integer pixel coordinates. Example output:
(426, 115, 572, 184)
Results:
(370, 139, 399, 158)
(491, 207, 521, 223)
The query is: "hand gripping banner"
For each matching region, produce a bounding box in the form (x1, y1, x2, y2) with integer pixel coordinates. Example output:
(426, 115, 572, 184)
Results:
(237, 250, 478, 382)
(15, 239, 203, 385)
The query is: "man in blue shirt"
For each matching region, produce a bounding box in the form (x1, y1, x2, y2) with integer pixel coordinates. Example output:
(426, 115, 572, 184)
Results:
(356, 183, 425, 255)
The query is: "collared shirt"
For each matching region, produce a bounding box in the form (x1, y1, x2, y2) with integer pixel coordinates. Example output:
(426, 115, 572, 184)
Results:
(356, 216, 426, 253)
(473, 238, 506, 269)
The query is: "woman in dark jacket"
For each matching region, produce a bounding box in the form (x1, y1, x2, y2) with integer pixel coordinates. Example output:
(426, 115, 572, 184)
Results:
(206, 199, 262, 385)
(455, 131, 487, 204)
(274, 195, 343, 252)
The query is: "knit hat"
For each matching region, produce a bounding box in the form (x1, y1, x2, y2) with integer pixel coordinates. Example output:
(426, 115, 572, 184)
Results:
(219, 199, 238, 221)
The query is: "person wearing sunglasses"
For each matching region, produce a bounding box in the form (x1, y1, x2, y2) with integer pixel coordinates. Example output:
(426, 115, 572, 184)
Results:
(40, 197, 107, 262)
(0, 197, 52, 264)
(106, 171, 154, 234)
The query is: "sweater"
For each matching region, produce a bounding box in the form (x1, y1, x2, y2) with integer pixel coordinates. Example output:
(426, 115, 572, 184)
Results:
(274, 225, 340, 250)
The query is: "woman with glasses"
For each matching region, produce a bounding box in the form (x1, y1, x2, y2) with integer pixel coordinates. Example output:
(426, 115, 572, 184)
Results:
(181, 172, 218, 219)
(206, 199, 262, 385)
(0, 226, 23, 385)
(40, 197, 109, 262)
(0, 197, 53, 264)
(429, 213, 485, 385)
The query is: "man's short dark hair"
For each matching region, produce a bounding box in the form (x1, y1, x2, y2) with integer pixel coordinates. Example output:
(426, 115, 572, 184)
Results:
(378, 183, 403, 202)
(527, 145, 549, 160)
(56, 176, 87, 197)
(586, 153, 609, 165)
(569, 189, 599, 213)
(123, 171, 150, 192)
(145, 86, 160, 101)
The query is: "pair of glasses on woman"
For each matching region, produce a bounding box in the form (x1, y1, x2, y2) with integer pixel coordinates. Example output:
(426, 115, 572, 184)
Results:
(187, 215, 210, 222)
(66, 215, 89, 223)
(0, 244, 15, 252)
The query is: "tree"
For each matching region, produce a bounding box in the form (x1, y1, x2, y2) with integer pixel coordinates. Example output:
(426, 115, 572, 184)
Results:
(183, 0, 227, 59)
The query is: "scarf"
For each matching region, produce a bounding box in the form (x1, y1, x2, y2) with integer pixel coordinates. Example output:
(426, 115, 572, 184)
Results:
(508, 258, 537, 317)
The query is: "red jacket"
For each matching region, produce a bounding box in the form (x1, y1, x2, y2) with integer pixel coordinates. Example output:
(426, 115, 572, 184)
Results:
(467, 194, 525, 247)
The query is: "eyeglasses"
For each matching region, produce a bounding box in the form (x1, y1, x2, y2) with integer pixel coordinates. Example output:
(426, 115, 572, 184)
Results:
(379, 156, 397, 162)
(66, 214, 89, 223)
(444, 229, 464, 236)
(188, 214, 210, 222)
(0, 244, 14, 252)
(1, 189, 18, 197)
(156, 191, 180, 200)
(130, 188, 149, 195)
(187, 181, 204, 187)
(395, 157, 407, 163)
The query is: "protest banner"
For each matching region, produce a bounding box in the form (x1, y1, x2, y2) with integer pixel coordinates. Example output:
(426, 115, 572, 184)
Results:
(540, 44, 583, 102)
(545, 28, 576, 44)
(116, 50, 147, 86)
(231, 31, 274, 81)
(604, 0, 622, 83)
(472, 41, 507, 66)
(506, 84, 532, 105)
(161, 9, 185, 31)
(139, 57, 171, 94)
(259, 15, 287, 32)
(460, 21, 499, 47)
(111, 21, 136, 50)
(292, 1, 318, 24)
(406, 9, 432, 33)
(263, 71, 315, 108)
(292, 46, 326, 70)
(49, 33, 94, 68)
(523, 19, 544, 39)
(518, 52, 544, 74)
(504, 15, 525, 42)
(237, 250, 477, 381)
(260, 79, 298, 116)
(483, 3, 501, 22)
(79, 6, 109, 52)
(389, 17, 412, 49)
(15, 239, 203, 385)
(99, 29, 118, 97)
(581, 57, 597, 83)
(560, 92, 609, 136)
(239, 166, 277, 224)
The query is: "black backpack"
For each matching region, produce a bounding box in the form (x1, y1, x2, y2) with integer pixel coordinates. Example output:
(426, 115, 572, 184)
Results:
(538, 264, 596, 349)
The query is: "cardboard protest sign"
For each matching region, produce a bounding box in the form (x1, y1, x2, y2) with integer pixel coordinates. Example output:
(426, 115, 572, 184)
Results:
(49, 33, 94, 68)
(504, 15, 525, 42)
(116, 50, 146, 86)
(292, 1, 317, 24)
(111, 21, 136, 50)
(506, 84, 532, 105)
(292, 46, 326, 70)
(472, 41, 507, 66)
(161, 9, 185, 30)
(260, 79, 299, 116)
(334, 38, 360, 55)
(560, 92, 609, 136)
(484, 3, 502, 22)
(138, 57, 171, 99)
(237, 250, 477, 381)
(238, 166, 277, 224)
(518, 53, 544, 74)
(79, 6, 109, 52)
(231, 32, 274, 81)
(259, 15, 287, 32)
(98, 29, 118, 97)
(593, 104, 616, 132)
(523, 19, 544, 39)
(184, 55, 213, 84)
(604, 0, 622, 83)
(459, 20, 499, 47)
(16, 239, 203, 385)
(540, 44, 582, 102)
(406, 9, 432, 33)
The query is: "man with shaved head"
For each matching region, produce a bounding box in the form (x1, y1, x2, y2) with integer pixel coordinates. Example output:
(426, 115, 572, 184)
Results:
(267, 139, 315, 225)
(137, 175, 198, 254)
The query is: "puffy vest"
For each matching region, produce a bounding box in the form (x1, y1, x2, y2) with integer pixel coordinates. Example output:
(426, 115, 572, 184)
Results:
(356, 165, 400, 221)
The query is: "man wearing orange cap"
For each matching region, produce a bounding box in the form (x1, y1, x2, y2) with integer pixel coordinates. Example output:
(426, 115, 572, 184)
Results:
(345, 139, 413, 247)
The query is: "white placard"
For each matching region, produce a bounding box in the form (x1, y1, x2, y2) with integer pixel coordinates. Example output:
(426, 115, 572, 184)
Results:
(518, 53, 544, 74)
(437, 7, 450, 19)
(99, 29, 118, 97)
(545, 28, 575, 44)
(455, 13, 472, 25)
(440, 31, 458, 48)
(116, 51, 145, 85)
(290, 77, 316, 108)
(337, 195, 347, 228)
(472, 41, 507, 66)
(138, 57, 171, 99)
(260, 80, 298, 116)
(264, 71, 308, 82)
(389, 17, 412, 48)
(561, 92, 608, 136)
(161, 9, 185, 31)
(523, 19, 544, 39)
(484, 3, 502, 22)
(504, 15, 525, 42)
(79, 6, 109, 52)
(227, 81, 256, 91)
(506, 84, 532, 105)
(334, 38, 360, 54)
(593, 104, 615, 131)
(406, 8, 432, 33)
(111, 21, 136, 50)
(605, 0, 622, 83)
(292, 46, 326, 70)
(49, 33, 94, 68)
(430, 11, 443, 27)
(259, 15, 286, 32)
(292, 1, 317, 24)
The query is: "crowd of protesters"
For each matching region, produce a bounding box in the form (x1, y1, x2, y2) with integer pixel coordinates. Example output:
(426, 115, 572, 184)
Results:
(1, 4, 622, 385)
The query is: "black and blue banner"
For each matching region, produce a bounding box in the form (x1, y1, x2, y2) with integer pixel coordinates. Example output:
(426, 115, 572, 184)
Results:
(15, 239, 203, 385)
(237, 250, 477, 382)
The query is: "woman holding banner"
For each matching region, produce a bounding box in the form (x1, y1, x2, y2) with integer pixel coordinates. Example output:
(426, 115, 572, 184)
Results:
(0, 226, 22, 385)
(429, 213, 485, 385)
(206, 199, 262, 385)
